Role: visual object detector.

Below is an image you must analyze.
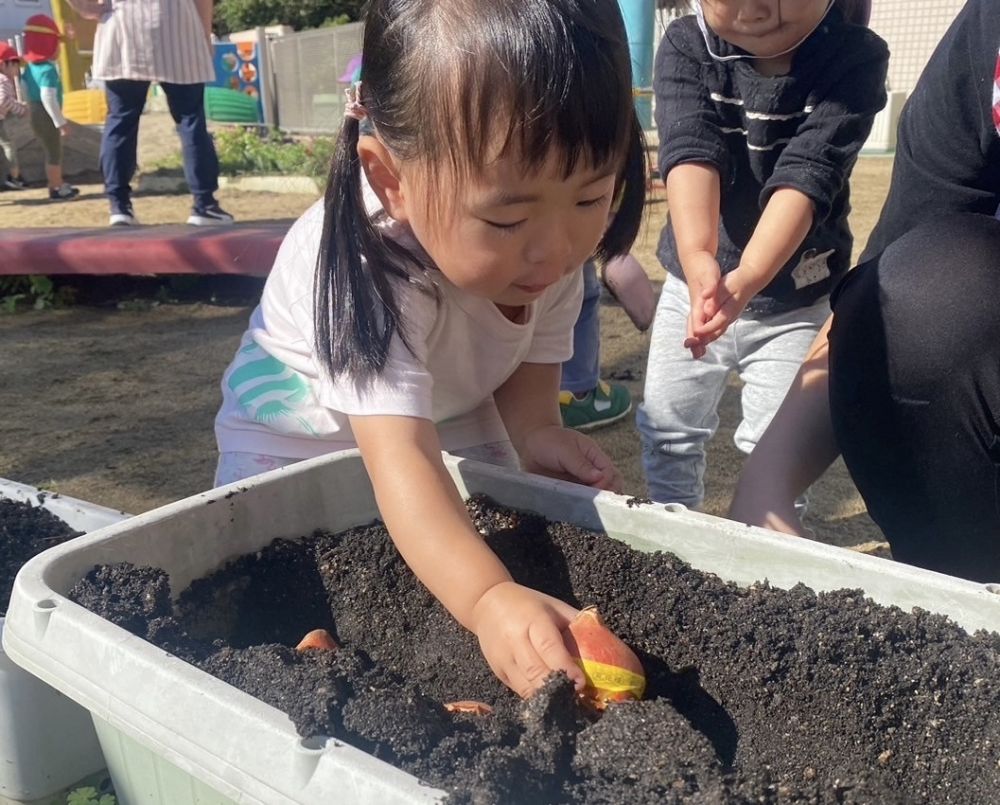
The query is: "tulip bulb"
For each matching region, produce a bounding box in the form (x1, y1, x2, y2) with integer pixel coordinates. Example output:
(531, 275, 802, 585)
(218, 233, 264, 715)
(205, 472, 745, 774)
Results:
(563, 607, 645, 708)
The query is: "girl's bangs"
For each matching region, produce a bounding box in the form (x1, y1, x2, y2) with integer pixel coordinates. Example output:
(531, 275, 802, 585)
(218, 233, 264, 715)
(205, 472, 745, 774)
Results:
(417, 6, 634, 184)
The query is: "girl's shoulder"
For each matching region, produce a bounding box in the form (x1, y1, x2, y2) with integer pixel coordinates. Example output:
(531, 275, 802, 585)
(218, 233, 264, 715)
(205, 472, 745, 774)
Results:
(661, 14, 707, 58)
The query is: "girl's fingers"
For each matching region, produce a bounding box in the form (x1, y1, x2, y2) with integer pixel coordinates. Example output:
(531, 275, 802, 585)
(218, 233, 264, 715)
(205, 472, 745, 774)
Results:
(528, 618, 586, 689)
(511, 639, 556, 697)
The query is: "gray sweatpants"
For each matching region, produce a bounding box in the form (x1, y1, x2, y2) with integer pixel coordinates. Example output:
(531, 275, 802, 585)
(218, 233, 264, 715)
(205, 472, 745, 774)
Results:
(637, 273, 829, 507)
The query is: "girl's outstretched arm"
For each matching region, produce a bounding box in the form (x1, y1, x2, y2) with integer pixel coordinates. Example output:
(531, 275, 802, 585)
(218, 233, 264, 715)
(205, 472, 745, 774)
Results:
(494, 361, 623, 492)
(666, 162, 722, 360)
(728, 313, 839, 533)
(350, 413, 586, 698)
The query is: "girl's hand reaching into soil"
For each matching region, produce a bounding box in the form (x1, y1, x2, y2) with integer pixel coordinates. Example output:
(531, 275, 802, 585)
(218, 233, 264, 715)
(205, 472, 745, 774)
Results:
(519, 425, 623, 493)
(471, 580, 586, 698)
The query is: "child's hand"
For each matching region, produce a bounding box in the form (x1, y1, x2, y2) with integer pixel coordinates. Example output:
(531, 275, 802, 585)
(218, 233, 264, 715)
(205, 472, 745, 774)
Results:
(520, 424, 623, 492)
(681, 252, 722, 359)
(59, 124, 70, 139)
(691, 266, 762, 347)
(470, 580, 585, 698)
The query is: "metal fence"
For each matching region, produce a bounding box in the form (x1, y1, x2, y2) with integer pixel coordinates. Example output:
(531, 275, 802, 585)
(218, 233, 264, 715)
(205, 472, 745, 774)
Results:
(268, 22, 364, 135)
(264, 3, 967, 136)
(867, 0, 964, 94)
(654, 1, 966, 97)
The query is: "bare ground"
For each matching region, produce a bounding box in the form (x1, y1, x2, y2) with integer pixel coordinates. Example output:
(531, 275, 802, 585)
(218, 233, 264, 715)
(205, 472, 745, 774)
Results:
(0, 111, 894, 553)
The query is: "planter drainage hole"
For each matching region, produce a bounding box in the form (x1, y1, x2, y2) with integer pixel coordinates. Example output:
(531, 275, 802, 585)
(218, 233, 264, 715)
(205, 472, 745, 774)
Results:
(985, 584, 1000, 595)
(33, 598, 59, 638)
(664, 503, 687, 513)
(294, 735, 329, 786)
(299, 735, 329, 753)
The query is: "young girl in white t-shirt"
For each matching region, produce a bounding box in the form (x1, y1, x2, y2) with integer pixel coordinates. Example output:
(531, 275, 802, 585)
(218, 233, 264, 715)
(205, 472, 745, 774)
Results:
(214, 0, 646, 699)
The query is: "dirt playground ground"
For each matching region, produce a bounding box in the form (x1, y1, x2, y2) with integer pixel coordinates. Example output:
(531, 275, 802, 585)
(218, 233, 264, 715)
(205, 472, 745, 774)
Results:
(0, 112, 894, 554)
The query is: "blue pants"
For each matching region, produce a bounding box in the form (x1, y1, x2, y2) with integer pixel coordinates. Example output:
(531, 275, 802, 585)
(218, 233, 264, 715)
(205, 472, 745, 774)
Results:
(102, 79, 219, 210)
(561, 261, 601, 393)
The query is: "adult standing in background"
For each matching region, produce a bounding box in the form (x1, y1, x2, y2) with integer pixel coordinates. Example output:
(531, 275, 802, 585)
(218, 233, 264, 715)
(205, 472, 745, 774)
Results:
(67, 0, 234, 226)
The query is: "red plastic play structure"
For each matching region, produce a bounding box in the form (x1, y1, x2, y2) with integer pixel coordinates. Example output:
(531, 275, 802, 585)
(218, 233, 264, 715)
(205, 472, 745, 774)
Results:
(0, 223, 289, 277)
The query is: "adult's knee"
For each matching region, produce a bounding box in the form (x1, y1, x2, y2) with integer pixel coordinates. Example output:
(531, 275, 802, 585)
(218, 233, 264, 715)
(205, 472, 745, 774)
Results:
(834, 213, 1000, 391)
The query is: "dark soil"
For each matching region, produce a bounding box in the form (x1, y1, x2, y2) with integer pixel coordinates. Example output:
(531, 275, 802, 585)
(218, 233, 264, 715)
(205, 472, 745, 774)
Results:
(1, 499, 81, 617)
(70, 496, 1000, 803)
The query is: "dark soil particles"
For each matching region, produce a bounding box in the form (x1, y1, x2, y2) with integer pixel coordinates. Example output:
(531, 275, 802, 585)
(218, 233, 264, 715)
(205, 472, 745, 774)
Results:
(70, 495, 1000, 804)
(1, 499, 82, 617)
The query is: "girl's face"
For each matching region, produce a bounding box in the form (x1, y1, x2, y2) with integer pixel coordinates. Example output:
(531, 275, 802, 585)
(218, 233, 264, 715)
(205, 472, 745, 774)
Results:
(700, 0, 831, 57)
(0, 60, 18, 78)
(397, 151, 618, 308)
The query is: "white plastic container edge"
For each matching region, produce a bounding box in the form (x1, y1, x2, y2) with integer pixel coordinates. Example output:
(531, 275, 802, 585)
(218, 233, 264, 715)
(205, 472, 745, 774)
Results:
(3, 452, 1000, 805)
(0, 478, 129, 804)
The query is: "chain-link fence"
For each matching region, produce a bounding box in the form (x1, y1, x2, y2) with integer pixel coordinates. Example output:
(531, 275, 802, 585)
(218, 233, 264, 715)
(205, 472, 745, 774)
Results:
(651, 2, 966, 152)
(268, 22, 364, 134)
(867, 0, 964, 94)
(654, 2, 966, 96)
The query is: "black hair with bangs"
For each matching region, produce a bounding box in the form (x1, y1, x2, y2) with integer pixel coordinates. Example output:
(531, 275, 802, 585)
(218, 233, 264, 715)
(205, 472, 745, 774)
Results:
(316, 0, 646, 383)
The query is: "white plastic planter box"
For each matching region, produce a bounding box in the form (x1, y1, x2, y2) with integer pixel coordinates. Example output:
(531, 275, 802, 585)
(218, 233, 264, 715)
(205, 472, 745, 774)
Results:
(0, 479, 129, 804)
(4, 452, 1000, 805)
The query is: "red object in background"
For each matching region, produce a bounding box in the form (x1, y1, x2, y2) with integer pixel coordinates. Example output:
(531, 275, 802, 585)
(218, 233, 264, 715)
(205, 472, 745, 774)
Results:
(0, 224, 290, 277)
(22, 14, 63, 63)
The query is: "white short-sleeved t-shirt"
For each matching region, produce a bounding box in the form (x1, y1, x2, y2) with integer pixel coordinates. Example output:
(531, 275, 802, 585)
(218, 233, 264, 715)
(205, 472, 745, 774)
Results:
(215, 200, 584, 459)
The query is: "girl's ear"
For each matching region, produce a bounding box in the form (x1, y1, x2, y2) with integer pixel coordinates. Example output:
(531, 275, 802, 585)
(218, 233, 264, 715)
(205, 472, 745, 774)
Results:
(357, 137, 409, 222)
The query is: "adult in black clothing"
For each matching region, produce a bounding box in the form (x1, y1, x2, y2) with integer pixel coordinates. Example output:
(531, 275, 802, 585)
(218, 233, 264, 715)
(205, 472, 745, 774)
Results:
(729, 0, 1000, 583)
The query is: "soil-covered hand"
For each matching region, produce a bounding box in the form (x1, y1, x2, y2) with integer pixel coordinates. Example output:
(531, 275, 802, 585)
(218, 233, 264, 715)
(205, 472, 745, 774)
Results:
(520, 424, 623, 492)
(470, 580, 585, 698)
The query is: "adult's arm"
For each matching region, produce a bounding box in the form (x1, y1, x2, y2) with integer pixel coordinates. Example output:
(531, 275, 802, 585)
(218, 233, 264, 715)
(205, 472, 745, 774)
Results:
(728, 314, 838, 533)
(193, 0, 214, 40)
(349, 413, 584, 697)
(861, 0, 1000, 261)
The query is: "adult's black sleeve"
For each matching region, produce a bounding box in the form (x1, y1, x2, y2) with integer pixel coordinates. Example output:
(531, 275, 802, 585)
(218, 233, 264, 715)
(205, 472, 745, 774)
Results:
(860, 0, 1000, 262)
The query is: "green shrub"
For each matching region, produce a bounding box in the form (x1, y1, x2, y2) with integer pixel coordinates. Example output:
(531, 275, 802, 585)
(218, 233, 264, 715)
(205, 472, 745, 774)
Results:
(214, 127, 337, 184)
(215, 0, 364, 33)
(0, 275, 74, 312)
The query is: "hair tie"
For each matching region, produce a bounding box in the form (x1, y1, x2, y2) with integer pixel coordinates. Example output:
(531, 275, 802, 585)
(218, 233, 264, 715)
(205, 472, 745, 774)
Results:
(344, 81, 367, 121)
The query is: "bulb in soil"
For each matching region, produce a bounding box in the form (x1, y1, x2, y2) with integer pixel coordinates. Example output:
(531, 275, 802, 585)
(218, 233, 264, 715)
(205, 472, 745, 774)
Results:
(444, 700, 493, 715)
(562, 607, 645, 708)
(295, 629, 339, 652)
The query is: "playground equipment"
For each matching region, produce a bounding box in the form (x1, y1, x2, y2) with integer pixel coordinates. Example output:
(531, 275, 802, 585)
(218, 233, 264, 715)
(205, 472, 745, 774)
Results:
(618, 0, 655, 130)
(0, 0, 96, 94)
(62, 87, 107, 126)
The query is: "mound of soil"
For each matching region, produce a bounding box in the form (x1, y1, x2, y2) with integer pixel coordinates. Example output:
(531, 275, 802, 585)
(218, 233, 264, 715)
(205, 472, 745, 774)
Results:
(70, 496, 1000, 803)
(1, 499, 81, 617)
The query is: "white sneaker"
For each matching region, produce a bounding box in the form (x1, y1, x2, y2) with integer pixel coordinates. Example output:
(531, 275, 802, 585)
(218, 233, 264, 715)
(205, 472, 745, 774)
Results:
(187, 203, 235, 226)
(109, 209, 140, 227)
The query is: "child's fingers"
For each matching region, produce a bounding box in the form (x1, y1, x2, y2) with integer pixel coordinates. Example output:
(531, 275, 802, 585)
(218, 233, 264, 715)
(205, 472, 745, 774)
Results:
(528, 618, 586, 689)
(692, 309, 731, 337)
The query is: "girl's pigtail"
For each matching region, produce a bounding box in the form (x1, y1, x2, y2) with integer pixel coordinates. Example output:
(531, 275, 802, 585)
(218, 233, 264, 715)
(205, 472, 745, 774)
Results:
(314, 116, 412, 385)
(598, 111, 647, 261)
